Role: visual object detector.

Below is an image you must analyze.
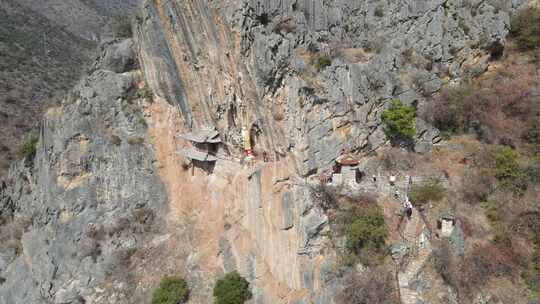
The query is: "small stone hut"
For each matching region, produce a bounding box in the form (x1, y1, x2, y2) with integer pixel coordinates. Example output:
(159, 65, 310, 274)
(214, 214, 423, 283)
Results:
(437, 212, 456, 237)
(334, 154, 362, 184)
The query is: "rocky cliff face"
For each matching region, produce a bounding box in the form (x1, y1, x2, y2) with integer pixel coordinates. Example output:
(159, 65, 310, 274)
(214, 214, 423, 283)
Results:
(0, 0, 534, 303)
(136, 0, 529, 174)
(0, 39, 168, 303)
(0, 0, 139, 176)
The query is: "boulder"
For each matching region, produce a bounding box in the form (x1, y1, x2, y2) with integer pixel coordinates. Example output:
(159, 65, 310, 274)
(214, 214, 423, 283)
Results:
(97, 39, 137, 73)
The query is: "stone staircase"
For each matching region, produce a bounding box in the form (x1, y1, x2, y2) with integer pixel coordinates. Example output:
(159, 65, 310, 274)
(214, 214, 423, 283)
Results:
(398, 208, 432, 304)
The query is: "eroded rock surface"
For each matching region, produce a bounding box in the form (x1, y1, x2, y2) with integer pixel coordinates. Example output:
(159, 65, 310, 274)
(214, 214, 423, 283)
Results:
(0, 0, 140, 176)
(136, 0, 524, 175)
(0, 40, 167, 304)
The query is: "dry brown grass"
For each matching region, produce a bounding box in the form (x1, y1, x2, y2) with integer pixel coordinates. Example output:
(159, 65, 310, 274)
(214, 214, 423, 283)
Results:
(460, 168, 495, 205)
(383, 46, 540, 301)
(273, 17, 297, 34)
(424, 47, 540, 150)
(272, 109, 285, 121)
(0, 216, 32, 255)
(127, 136, 145, 145)
(110, 134, 122, 146)
(433, 239, 520, 302)
(379, 147, 417, 171)
(336, 267, 398, 304)
(399, 125, 539, 300)
(338, 48, 374, 63)
(460, 243, 518, 291)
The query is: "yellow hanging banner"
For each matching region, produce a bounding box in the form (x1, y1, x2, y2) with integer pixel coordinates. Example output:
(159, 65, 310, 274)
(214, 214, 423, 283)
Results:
(242, 126, 252, 151)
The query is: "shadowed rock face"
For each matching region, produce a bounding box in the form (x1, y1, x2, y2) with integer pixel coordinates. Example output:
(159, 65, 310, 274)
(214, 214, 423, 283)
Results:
(0, 0, 535, 303)
(0, 0, 140, 176)
(0, 40, 168, 304)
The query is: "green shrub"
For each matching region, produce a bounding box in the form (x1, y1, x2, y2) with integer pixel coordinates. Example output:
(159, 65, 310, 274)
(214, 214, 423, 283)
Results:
(492, 223, 511, 246)
(137, 115, 148, 128)
(213, 272, 252, 304)
(525, 238, 540, 296)
(525, 157, 540, 183)
(137, 86, 154, 102)
(374, 6, 384, 17)
(17, 135, 39, 160)
(409, 178, 446, 207)
(484, 204, 501, 224)
(522, 114, 540, 145)
(482, 202, 511, 246)
(534, 239, 540, 274)
(344, 207, 388, 264)
(112, 15, 133, 38)
(524, 270, 540, 298)
(381, 100, 416, 143)
(313, 55, 332, 71)
(152, 276, 189, 304)
(494, 147, 528, 196)
(458, 18, 471, 35)
(510, 8, 540, 51)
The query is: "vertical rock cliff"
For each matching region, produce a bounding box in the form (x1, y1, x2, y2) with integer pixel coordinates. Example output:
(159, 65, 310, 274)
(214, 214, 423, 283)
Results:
(131, 0, 526, 302)
(0, 39, 168, 303)
(136, 0, 526, 174)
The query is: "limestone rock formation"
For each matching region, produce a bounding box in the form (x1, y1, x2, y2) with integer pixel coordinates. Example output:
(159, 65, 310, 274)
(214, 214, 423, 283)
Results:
(136, 0, 524, 176)
(0, 39, 167, 303)
(0, 0, 139, 176)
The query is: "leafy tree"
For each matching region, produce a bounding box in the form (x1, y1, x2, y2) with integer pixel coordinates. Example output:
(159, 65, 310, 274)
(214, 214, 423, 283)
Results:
(381, 100, 416, 143)
(345, 207, 388, 261)
(152, 276, 189, 304)
(494, 147, 528, 196)
(213, 272, 252, 304)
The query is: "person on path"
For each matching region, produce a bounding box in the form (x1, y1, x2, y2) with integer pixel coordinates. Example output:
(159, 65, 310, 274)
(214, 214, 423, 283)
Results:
(404, 198, 413, 218)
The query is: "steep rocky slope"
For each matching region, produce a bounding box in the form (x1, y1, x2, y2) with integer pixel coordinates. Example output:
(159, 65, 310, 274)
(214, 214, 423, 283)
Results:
(0, 38, 168, 303)
(0, 0, 537, 303)
(0, 0, 139, 175)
